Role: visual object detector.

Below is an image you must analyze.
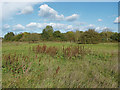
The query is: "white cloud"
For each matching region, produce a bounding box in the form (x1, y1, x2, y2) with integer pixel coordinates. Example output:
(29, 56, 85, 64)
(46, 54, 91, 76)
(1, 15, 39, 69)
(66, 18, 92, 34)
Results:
(1, 2, 37, 21)
(38, 4, 79, 21)
(26, 22, 114, 33)
(26, 22, 76, 32)
(66, 14, 79, 21)
(17, 5, 34, 15)
(78, 24, 113, 32)
(26, 22, 47, 30)
(2, 21, 113, 34)
(95, 26, 112, 32)
(48, 23, 74, 31)
(95, 27, 101, 31)
(86, 24, 96, 29)
(102, 27, 112, 32)
(13, 24, 25, 31)
(26, 22, 38, 28)
(38, 4, 64, 21)
(0, 0, 55, 21)
(114, 16, 120, 24)
(74, 21, 86, 26)
(98, 19, 102, 22)
(3, 24, 10, 30)
(48, 23, 75, 31)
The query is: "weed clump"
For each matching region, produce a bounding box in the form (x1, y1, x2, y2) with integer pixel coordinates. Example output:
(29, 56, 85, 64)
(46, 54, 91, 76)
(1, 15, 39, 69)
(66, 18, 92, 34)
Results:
(2, 54, 32, 74)
(32, 45, 90, 59)
(63, 46, 90, 59)
(32, 45, 58, 57)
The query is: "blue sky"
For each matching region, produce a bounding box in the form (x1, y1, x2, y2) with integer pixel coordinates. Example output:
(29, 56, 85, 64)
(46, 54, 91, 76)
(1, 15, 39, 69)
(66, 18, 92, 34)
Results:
(1, 2, 119, 37)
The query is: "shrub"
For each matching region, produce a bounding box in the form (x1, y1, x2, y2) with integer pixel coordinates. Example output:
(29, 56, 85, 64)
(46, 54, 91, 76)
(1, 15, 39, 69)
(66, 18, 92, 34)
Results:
(32, 45, 58, 57)
(63, 46, 88, 59)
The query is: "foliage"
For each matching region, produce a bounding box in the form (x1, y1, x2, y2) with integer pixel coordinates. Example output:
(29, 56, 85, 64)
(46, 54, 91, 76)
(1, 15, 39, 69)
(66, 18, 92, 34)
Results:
(110, 32, 120, 42)
(66, 31, 75, 42)
(41, 25, 54, 41)
(4, 32, 15, 41)
(100, 31, 114, 42)
(13, 33, 23, 41)
(53, 31, 63, 41)
(3, 26, 120, 43)
(80, 29, 100, 44)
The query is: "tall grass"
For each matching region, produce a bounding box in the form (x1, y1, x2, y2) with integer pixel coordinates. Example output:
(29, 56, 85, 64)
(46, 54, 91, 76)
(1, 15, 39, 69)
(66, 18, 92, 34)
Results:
(2, 42, 118, 88)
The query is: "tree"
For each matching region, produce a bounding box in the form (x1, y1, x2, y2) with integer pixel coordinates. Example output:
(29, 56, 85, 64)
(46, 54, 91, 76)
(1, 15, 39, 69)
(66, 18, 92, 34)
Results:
(100, 31, 114, 42)
(20, 33, 40, 42)
(110, 32, 119, 42)
(80, 29, 100, 44)
(66, 31, 75, 42)
(53, 31, 62, 41)
(28, 33, 40, 43)
(20, 32, 30, 41)
(60, 33, 67, 41)
(4, 32, 15, 41)
(13, 33, 23, 41)
(41, 25, 54, 41)
(74, 30, 81, 43)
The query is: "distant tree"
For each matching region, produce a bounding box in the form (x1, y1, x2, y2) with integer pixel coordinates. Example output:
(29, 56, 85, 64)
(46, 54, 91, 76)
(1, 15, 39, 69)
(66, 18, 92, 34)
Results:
(42, 25, 54, 41)
(13, 33, 23, 41)
(53, 31, 62, 41)
(78, 31, 84, 43)
(60, 33, 67, 41)
(28, 33, 40, 43)
(74, 30, 81, 43)
(3, 26, 119, 43)
(66, 31, 75, 42)
(100, 31, 114, 42)
(80, 29, 100, 44)
(110, 32, 119, 42)
(20, 32, 30, 41)
(4, 32, 15, 41)
(20, 33, 40, 42)
(53, 31, 61, 38)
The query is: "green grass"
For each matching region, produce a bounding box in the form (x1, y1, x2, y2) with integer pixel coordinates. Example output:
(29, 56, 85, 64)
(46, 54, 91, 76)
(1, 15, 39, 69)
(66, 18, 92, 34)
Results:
(2, 42, 118, 88)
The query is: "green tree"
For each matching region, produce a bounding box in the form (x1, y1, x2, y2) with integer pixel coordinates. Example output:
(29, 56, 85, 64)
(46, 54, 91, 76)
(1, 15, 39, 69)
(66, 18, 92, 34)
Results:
(28, 33, 40, 43)
(66, 31, 75, 42)
(13, 33, 23, 41)
(20, 32, 30, 41)
(110, 32, 119, 42)
(4, 32, 15, 41)
(60, 33, 67, 41)
(100, 31, 114, 42)
(74, 30, 81, 43)
(42, 25, 54, 41)
(53, 31, 62, 41)
(80, 29, 100, 44)
(20, 33, 40, 42)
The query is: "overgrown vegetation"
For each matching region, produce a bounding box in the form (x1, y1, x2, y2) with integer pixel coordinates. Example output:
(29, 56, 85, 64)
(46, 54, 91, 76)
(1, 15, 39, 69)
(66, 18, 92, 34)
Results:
(32, 45, 90, 59)
(2, 42, 118, 88)
(2, 25, 120, 43)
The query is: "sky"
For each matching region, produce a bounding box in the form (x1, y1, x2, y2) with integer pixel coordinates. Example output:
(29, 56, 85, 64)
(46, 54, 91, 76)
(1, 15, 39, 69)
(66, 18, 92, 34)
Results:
(0, 0, 120, 37)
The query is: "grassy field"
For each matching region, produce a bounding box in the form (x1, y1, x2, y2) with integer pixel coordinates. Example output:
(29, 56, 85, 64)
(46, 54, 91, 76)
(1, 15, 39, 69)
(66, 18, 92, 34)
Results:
(2, 42, 118, 88)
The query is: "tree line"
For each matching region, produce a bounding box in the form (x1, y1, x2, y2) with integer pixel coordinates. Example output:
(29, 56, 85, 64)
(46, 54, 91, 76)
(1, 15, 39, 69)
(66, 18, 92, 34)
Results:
(3, 25, 120, 44)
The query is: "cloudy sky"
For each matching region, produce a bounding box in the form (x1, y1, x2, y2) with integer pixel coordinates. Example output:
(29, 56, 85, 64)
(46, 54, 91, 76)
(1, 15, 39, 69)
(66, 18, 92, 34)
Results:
(1, 0, 120, 37)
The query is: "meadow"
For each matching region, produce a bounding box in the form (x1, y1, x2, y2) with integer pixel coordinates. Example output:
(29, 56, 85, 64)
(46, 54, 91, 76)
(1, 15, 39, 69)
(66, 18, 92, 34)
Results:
(2, 42, 118, 88)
